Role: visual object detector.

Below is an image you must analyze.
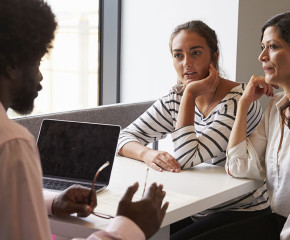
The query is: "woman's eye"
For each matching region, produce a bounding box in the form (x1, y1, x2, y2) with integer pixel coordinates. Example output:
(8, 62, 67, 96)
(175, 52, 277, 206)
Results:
(191, 51, 201, 55)
(174, 53, 183, 58)
(269, 44, 277, 49)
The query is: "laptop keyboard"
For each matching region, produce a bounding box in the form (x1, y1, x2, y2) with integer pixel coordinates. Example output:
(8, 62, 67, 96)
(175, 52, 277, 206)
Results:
(43, 178, 104, 191)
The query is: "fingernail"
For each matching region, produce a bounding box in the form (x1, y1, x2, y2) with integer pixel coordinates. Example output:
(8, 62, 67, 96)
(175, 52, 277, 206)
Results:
(170, 169, 174, 172)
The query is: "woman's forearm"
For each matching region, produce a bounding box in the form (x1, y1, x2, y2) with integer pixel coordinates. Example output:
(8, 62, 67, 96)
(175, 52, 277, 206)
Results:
(118, 141, 151, 162)
(227, 98, 251, 150)
(176, 89, 196, 129)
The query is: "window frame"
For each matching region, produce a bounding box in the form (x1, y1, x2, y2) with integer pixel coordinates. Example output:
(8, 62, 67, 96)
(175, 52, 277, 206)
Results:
(98, 0, 121, 105)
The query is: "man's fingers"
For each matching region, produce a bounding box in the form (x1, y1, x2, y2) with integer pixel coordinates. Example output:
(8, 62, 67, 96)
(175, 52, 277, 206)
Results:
(90, 193, 97, 209)
(121, 182, 139, 203)
(160, 202, 169, 222)
(77, 205, 93, 217)
(68, 202, 92, 217)
(144, 182, 158, 199)
(88, 190, 97, 208)
(153, 187, 165, 207)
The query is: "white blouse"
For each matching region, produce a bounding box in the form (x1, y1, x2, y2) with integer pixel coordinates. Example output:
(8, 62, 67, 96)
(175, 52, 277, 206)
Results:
(226, 91, 290, 218)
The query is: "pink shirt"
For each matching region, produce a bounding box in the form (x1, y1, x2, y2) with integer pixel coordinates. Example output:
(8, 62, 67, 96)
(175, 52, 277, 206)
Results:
(0, 103, 145, 240)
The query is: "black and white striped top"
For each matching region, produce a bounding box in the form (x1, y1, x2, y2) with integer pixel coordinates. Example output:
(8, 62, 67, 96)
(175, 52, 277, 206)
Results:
(118, 83, 270, 215)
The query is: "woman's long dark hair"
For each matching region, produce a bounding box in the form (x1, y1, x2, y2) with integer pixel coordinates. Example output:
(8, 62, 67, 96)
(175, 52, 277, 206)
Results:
(262, 12, 290, 128)
(280, 102, 290, 128)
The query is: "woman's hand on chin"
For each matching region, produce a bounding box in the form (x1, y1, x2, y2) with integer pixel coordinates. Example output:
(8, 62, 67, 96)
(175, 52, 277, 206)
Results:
(240, 75, 279, 106)
(184, 64, 220, 98)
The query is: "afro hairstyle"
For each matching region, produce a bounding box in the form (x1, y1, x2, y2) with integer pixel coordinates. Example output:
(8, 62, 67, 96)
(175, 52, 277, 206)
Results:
(0, 0, 57, 74)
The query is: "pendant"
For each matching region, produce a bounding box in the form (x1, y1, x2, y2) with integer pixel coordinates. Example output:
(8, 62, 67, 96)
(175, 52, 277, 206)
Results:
(201, 115, 203, 121)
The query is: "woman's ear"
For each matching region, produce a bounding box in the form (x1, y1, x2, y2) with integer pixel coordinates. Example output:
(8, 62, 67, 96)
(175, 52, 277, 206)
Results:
(214, 52, 219, 62)
(211, 52, 219, 68)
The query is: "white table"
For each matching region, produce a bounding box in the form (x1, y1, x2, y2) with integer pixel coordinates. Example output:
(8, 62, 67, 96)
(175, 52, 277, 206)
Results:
(50, 156, 263, 240)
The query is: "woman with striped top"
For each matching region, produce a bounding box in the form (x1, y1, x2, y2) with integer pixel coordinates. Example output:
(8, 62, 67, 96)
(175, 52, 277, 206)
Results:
(118, 20, 270, 239)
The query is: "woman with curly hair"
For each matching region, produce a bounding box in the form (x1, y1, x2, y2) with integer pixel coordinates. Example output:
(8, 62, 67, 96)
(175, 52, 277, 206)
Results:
(190, 12, 290, 240)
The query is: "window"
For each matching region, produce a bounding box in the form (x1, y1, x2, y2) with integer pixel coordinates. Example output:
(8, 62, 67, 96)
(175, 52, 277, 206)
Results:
(9, 0, 100, 117)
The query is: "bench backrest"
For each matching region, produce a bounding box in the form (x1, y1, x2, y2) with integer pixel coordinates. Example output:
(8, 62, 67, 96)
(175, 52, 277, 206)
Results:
(14, 101, 154, 139)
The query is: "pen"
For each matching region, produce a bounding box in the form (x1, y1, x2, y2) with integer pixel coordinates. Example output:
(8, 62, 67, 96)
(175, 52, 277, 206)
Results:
(142, 167, 149, 198)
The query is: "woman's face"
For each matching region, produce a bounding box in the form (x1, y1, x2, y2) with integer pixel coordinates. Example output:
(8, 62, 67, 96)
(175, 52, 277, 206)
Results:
(171, 30, 213, 85)
(259, 26, 290, 86)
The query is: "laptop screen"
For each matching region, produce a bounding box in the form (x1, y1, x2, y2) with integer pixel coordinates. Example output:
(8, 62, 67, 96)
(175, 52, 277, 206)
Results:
(37, 119, 120, 184)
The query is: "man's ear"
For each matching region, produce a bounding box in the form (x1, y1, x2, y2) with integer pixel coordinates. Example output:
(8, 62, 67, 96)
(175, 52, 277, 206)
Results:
(5, 64, 17, 80)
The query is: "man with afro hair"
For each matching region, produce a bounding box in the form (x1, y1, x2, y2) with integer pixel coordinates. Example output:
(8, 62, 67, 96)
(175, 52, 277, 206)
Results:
(0, 0, 168, 239)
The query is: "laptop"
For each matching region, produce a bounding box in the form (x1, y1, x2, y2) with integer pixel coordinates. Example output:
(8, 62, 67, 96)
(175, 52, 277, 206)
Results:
(37, 119, 121, 192)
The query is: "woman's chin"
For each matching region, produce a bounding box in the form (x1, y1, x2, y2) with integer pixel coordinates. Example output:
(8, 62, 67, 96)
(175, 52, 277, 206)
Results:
(265, 75, 277, 85)
(185, 78, 199, 85)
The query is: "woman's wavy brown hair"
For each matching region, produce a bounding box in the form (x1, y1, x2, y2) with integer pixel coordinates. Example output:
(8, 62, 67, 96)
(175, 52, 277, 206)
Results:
(262, 12, 290, 128)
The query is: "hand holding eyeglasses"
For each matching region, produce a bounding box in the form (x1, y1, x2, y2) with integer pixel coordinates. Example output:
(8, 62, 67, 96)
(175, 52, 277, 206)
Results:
(52, 162, 169, 238)
(52, 184, 97, 218)
(52, 161, 111, 218)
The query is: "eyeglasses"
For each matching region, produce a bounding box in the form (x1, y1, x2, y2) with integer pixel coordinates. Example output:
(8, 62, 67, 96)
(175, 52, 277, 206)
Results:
(91, 211, 114, 219)
(90, 161, 114, 219)
(91, 161, 110, 191)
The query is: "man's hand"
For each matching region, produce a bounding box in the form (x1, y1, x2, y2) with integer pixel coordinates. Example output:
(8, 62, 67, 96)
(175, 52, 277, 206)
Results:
(117, 182, 169, 239)
(52, 185, 97, 217)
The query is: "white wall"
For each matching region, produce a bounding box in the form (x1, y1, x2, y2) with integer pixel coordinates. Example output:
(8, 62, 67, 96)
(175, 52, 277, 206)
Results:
(120, 0, 239, 154)
(120, 0, 290, 153)
(120, 0, 239, 103)
(236, 0, 290, 110)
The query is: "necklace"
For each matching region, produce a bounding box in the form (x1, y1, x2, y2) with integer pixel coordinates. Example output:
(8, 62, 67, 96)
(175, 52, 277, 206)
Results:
(196, 88, 217, 121)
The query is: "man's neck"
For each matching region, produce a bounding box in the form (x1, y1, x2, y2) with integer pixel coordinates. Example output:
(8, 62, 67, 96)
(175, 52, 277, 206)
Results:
(0, 79, 10, 111)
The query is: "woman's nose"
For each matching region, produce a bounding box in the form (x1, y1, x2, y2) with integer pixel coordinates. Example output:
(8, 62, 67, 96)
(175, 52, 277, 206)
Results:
(183, 55, 192, 68)
(258, 48, 268, 62)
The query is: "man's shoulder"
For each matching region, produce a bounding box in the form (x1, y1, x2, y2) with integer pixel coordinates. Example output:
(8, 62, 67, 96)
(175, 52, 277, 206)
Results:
(0, 117, 34, 146)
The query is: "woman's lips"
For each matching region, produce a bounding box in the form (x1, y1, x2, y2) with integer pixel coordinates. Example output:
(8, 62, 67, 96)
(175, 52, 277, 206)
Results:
(263, 66, 274, 73)
(184, 72, 197, 79)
